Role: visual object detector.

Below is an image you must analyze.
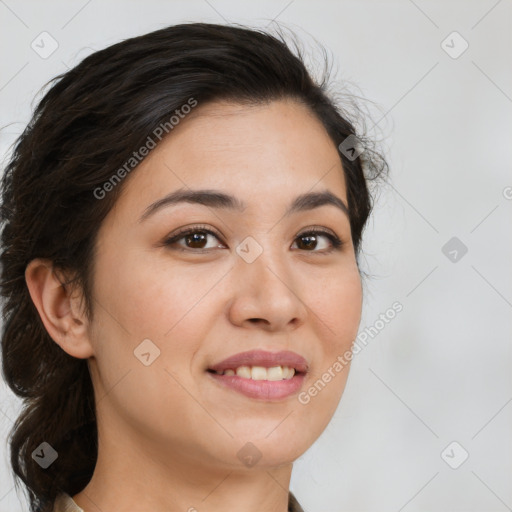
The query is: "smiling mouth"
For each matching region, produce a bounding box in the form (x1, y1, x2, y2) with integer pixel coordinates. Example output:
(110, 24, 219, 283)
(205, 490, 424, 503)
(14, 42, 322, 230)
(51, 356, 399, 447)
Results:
(206, 365, 303, 381)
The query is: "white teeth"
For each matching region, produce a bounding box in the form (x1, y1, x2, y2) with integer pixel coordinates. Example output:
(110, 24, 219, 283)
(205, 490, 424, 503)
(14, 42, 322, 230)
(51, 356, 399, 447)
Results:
(285, 367, 296, 379)
(266, 366, 283, 380)
(235, 366, 251, 379)
(251, 366, 267, 380)
(218, 365, 295, 380)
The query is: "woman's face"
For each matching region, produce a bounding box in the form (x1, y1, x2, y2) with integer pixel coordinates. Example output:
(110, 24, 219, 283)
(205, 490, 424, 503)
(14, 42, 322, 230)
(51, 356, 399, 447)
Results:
(87, 98, 362, 471)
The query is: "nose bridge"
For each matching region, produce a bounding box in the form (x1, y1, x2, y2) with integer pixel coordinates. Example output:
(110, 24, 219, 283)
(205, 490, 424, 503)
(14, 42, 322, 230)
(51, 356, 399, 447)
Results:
(230, 234, 306, 329)
(237, 233, 289, 290)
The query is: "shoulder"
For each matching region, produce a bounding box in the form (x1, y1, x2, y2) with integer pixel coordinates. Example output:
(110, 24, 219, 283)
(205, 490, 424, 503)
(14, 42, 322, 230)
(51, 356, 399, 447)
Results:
(52, 493, 84, 512)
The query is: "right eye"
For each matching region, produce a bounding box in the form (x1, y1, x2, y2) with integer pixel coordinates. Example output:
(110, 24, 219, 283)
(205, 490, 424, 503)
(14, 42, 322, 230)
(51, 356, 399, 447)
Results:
(162, 225, 226, 252)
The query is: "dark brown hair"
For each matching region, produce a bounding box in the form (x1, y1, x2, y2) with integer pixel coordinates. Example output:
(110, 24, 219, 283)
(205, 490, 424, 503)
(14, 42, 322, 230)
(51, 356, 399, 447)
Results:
(0, 22, 388, 512)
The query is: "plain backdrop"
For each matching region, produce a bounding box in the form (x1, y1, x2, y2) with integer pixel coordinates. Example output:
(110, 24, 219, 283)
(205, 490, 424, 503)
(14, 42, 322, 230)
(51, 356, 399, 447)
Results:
(0, 1, 511, 511)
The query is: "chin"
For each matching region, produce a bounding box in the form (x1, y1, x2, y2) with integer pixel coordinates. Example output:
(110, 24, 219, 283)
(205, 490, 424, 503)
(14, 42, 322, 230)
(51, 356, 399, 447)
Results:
(225, 435, 310, 470)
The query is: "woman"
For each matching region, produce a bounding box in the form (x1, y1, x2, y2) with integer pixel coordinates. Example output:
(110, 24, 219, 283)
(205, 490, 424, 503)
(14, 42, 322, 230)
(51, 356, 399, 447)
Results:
(0, 22, 387, 512)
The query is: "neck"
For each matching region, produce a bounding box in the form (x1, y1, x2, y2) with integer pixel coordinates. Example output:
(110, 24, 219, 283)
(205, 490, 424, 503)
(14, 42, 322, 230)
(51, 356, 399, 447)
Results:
(72, 419, 294, 512)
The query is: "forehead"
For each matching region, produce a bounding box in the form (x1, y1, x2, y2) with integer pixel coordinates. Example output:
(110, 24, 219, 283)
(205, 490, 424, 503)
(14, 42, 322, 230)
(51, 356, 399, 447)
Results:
(113, 99, 347, 221)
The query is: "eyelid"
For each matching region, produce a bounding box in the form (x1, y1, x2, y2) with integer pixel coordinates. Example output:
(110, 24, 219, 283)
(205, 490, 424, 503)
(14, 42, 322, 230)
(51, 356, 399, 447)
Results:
(167, 223, 224, 241)
(162, 224, 226, 249)
(296, 225, 338, 238)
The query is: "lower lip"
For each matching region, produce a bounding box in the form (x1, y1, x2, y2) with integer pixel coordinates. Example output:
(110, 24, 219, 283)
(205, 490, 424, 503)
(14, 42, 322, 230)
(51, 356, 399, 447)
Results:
(207, 371, 306, 400)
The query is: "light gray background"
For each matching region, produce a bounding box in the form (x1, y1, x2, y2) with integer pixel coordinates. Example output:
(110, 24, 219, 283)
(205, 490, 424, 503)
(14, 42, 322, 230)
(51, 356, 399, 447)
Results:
(1, 1, 511, 511)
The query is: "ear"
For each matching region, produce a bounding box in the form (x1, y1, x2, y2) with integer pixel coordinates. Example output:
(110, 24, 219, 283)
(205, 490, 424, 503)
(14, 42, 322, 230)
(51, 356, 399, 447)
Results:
(24, 258, 94, 359)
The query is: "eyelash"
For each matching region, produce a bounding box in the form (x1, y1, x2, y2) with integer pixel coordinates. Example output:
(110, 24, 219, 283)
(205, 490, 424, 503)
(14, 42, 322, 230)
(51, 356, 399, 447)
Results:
(162, 224, 344, 254)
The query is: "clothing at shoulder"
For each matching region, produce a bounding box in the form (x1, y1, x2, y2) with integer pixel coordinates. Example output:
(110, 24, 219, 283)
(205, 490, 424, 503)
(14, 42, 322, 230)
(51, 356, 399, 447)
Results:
(54, 491, 303, 512)
(53, 493, 84, 512)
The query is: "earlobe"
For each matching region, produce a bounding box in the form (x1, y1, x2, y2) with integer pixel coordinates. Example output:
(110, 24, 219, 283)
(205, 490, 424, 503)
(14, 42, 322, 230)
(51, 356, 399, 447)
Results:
(24, 258, 94, 359)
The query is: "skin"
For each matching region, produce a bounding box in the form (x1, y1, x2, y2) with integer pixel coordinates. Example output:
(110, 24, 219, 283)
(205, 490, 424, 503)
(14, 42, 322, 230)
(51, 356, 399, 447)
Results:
(25, 98, 363, 512)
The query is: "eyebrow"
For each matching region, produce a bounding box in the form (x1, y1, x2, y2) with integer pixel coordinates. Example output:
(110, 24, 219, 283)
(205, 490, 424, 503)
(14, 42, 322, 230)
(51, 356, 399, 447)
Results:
(138, 188, 349, 223)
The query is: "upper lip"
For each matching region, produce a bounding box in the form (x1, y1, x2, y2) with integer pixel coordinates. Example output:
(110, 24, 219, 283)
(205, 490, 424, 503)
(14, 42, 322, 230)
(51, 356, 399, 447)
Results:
(208, 349, 309, 374)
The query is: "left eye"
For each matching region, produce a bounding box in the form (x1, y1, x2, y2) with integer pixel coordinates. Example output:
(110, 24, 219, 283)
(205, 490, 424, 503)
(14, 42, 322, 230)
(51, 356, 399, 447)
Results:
(292, 231, 341, 251)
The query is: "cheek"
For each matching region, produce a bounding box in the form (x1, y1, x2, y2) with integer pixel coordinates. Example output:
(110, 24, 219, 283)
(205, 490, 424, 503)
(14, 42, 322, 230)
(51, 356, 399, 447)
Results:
(88, 253, 221, 440)
(93, 245, 225, 341)
(89, 247, 235, 412)
(311, 264, 363, 350)
(297, 266, 361, 421)
(335, 270, 363, 344)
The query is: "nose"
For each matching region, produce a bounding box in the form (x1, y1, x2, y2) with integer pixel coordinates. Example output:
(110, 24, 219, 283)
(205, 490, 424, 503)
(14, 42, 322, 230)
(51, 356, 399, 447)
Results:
(227, 245, 307, 332)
